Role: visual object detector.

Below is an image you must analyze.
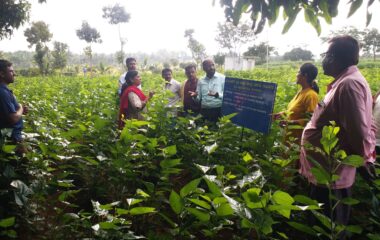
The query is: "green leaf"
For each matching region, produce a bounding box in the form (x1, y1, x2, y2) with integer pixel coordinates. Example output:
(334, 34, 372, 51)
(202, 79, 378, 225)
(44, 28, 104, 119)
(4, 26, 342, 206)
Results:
(0, 217, 15, 228)
(346, 225, 362, 234)
(116, 208, 129, 215)
(186, 207, 210, 222)
(348, 0, 363, 18)
(294, 195, 318, 206)
(342, 155, 363, 167)
(366, 11, 372, 27)
(282, 8, 300, 34)
(216, 165, 224, 176)
(160, 158, 181, 168)
(126, 198, 143, 206)
(129, 207, 156, 215)
(287, 222, 316, 236)
(340, 197, 360, 205)
(232, 0, 251, 25)
(204, 177, 222, 197)
(2, 145, 16, 153)
(180, 178, 201, 197)
(3, 229, 17, 238)
(136, 189, 150, 198)
(272, 191, 294, 205)
(163, 145, 177, 157)
(216, 203, 234, 216)
(243, 152, 253, 162)
(310, 167, 330, 185)
(169, 191, 183, 214)
(189, 198, 211, 210)
(312, 210, 331, 229)
(241, 218, 254, 228)
(99, 221, 117, 230)
(204, 142, 218, 154)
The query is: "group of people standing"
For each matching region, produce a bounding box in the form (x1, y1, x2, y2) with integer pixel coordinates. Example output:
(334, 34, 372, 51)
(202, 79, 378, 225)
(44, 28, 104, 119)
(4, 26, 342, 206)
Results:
(116, 35, 378, 237)
(117, 58, 226, 128)
(0, 35, 378, 237)
(276, 35, 377, 238)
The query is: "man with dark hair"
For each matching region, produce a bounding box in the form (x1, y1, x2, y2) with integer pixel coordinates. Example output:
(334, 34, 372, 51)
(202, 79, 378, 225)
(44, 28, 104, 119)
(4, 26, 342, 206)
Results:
(118, 57, 137, 95)
(162, 68, 181, 115)
(190, 59, 225, 122)
(181, 64, 200, 115)
(299, 36, 375, 230)
(0, 60, 28, 147)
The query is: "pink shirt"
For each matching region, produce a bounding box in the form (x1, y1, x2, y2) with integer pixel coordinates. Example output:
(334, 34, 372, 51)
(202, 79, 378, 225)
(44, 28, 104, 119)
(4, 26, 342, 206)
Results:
(299, 66, 376, 189)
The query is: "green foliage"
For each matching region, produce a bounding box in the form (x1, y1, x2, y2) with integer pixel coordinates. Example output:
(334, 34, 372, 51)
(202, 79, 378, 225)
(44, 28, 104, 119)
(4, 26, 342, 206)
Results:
(102, 4, 130, 25)
(0, 64, 379, 239)
(244, 42, 276, 65)
(215, 21, 255, 54)
(52, 41, 68, 71)
(219, 0, 376, 35)
(283, 47, 314, 61)
(213, 52, 225, 67)
(184, 29, 206, 64)
(76, 21, 102, 44)
(0, 0, 31, 39)
(24, 21, 52, 48)
(24, 21, 52, 74)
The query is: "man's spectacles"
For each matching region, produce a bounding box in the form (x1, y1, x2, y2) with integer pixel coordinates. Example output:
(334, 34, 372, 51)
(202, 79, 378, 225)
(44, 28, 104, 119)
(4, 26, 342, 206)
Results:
(320, 51, 334, 58)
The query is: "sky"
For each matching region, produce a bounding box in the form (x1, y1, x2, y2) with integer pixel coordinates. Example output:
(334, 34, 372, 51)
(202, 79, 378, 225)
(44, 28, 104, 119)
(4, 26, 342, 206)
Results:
(0, 0, 379, 57)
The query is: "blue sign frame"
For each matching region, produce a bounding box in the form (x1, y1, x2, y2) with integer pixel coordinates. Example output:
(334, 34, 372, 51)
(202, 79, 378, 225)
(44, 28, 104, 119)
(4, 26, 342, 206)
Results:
(222, 77, 277, 134)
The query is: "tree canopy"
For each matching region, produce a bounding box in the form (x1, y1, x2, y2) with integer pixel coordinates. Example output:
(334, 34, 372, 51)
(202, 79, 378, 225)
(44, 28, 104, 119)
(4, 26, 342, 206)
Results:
(184, 29, 207, 64)
(283, 47, 314, 61)
(244, 42, 276, 64)
(0, 0, 46, 39)
(102, 4, 130, 25)
(218, 0, 377, 35)
(215, 21, 255, 54)
(24, 21, 52, 48)
(24, 21, 52, 74)
(76, 21, 102, 44)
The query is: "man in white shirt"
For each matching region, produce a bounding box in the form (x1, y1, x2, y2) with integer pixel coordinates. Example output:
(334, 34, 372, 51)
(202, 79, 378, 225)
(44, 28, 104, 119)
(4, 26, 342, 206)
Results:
(162, 68, 181, 115)
(118, 57, 137, 95)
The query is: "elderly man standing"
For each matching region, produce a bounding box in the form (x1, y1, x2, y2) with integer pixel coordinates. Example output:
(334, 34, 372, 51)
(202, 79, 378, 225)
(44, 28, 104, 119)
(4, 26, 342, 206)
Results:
(299, 36, 376, 229)
(190, 59, 225, 122)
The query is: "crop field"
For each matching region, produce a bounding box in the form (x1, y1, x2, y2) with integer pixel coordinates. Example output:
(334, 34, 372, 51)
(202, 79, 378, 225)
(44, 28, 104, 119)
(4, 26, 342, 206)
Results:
(1, 64, 380, 239)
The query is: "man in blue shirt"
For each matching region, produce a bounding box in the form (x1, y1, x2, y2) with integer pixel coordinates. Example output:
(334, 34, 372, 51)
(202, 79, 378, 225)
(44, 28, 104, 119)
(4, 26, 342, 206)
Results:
(0, 60, 27, 144)
(189, 59, 225, 122)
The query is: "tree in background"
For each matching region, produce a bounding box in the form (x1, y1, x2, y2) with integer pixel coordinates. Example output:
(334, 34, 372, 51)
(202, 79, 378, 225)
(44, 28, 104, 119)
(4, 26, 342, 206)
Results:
(169, 58, 179, 68)
(321, 26, 363, 43)
(0, 0, 46, 39)
(52, 41, 68, 73)
(362, 28, 380, 61)
(102, 3, 130, 66)
(243, 42, 276, 65)
(184, 29, 206, 64)
(76, 21, 102, 76)
(24, 21, 52, 74)
(219, 0, 376, 35)
(213, 53, 225, 67)
(215, 21, 255, 55)
(321, 26, 380, 61)
(283, 47, 313, 61)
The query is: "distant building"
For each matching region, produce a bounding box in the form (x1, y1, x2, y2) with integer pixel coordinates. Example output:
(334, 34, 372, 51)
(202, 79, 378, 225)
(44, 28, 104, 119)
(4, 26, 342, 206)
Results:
(224, 56, 255, 71)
